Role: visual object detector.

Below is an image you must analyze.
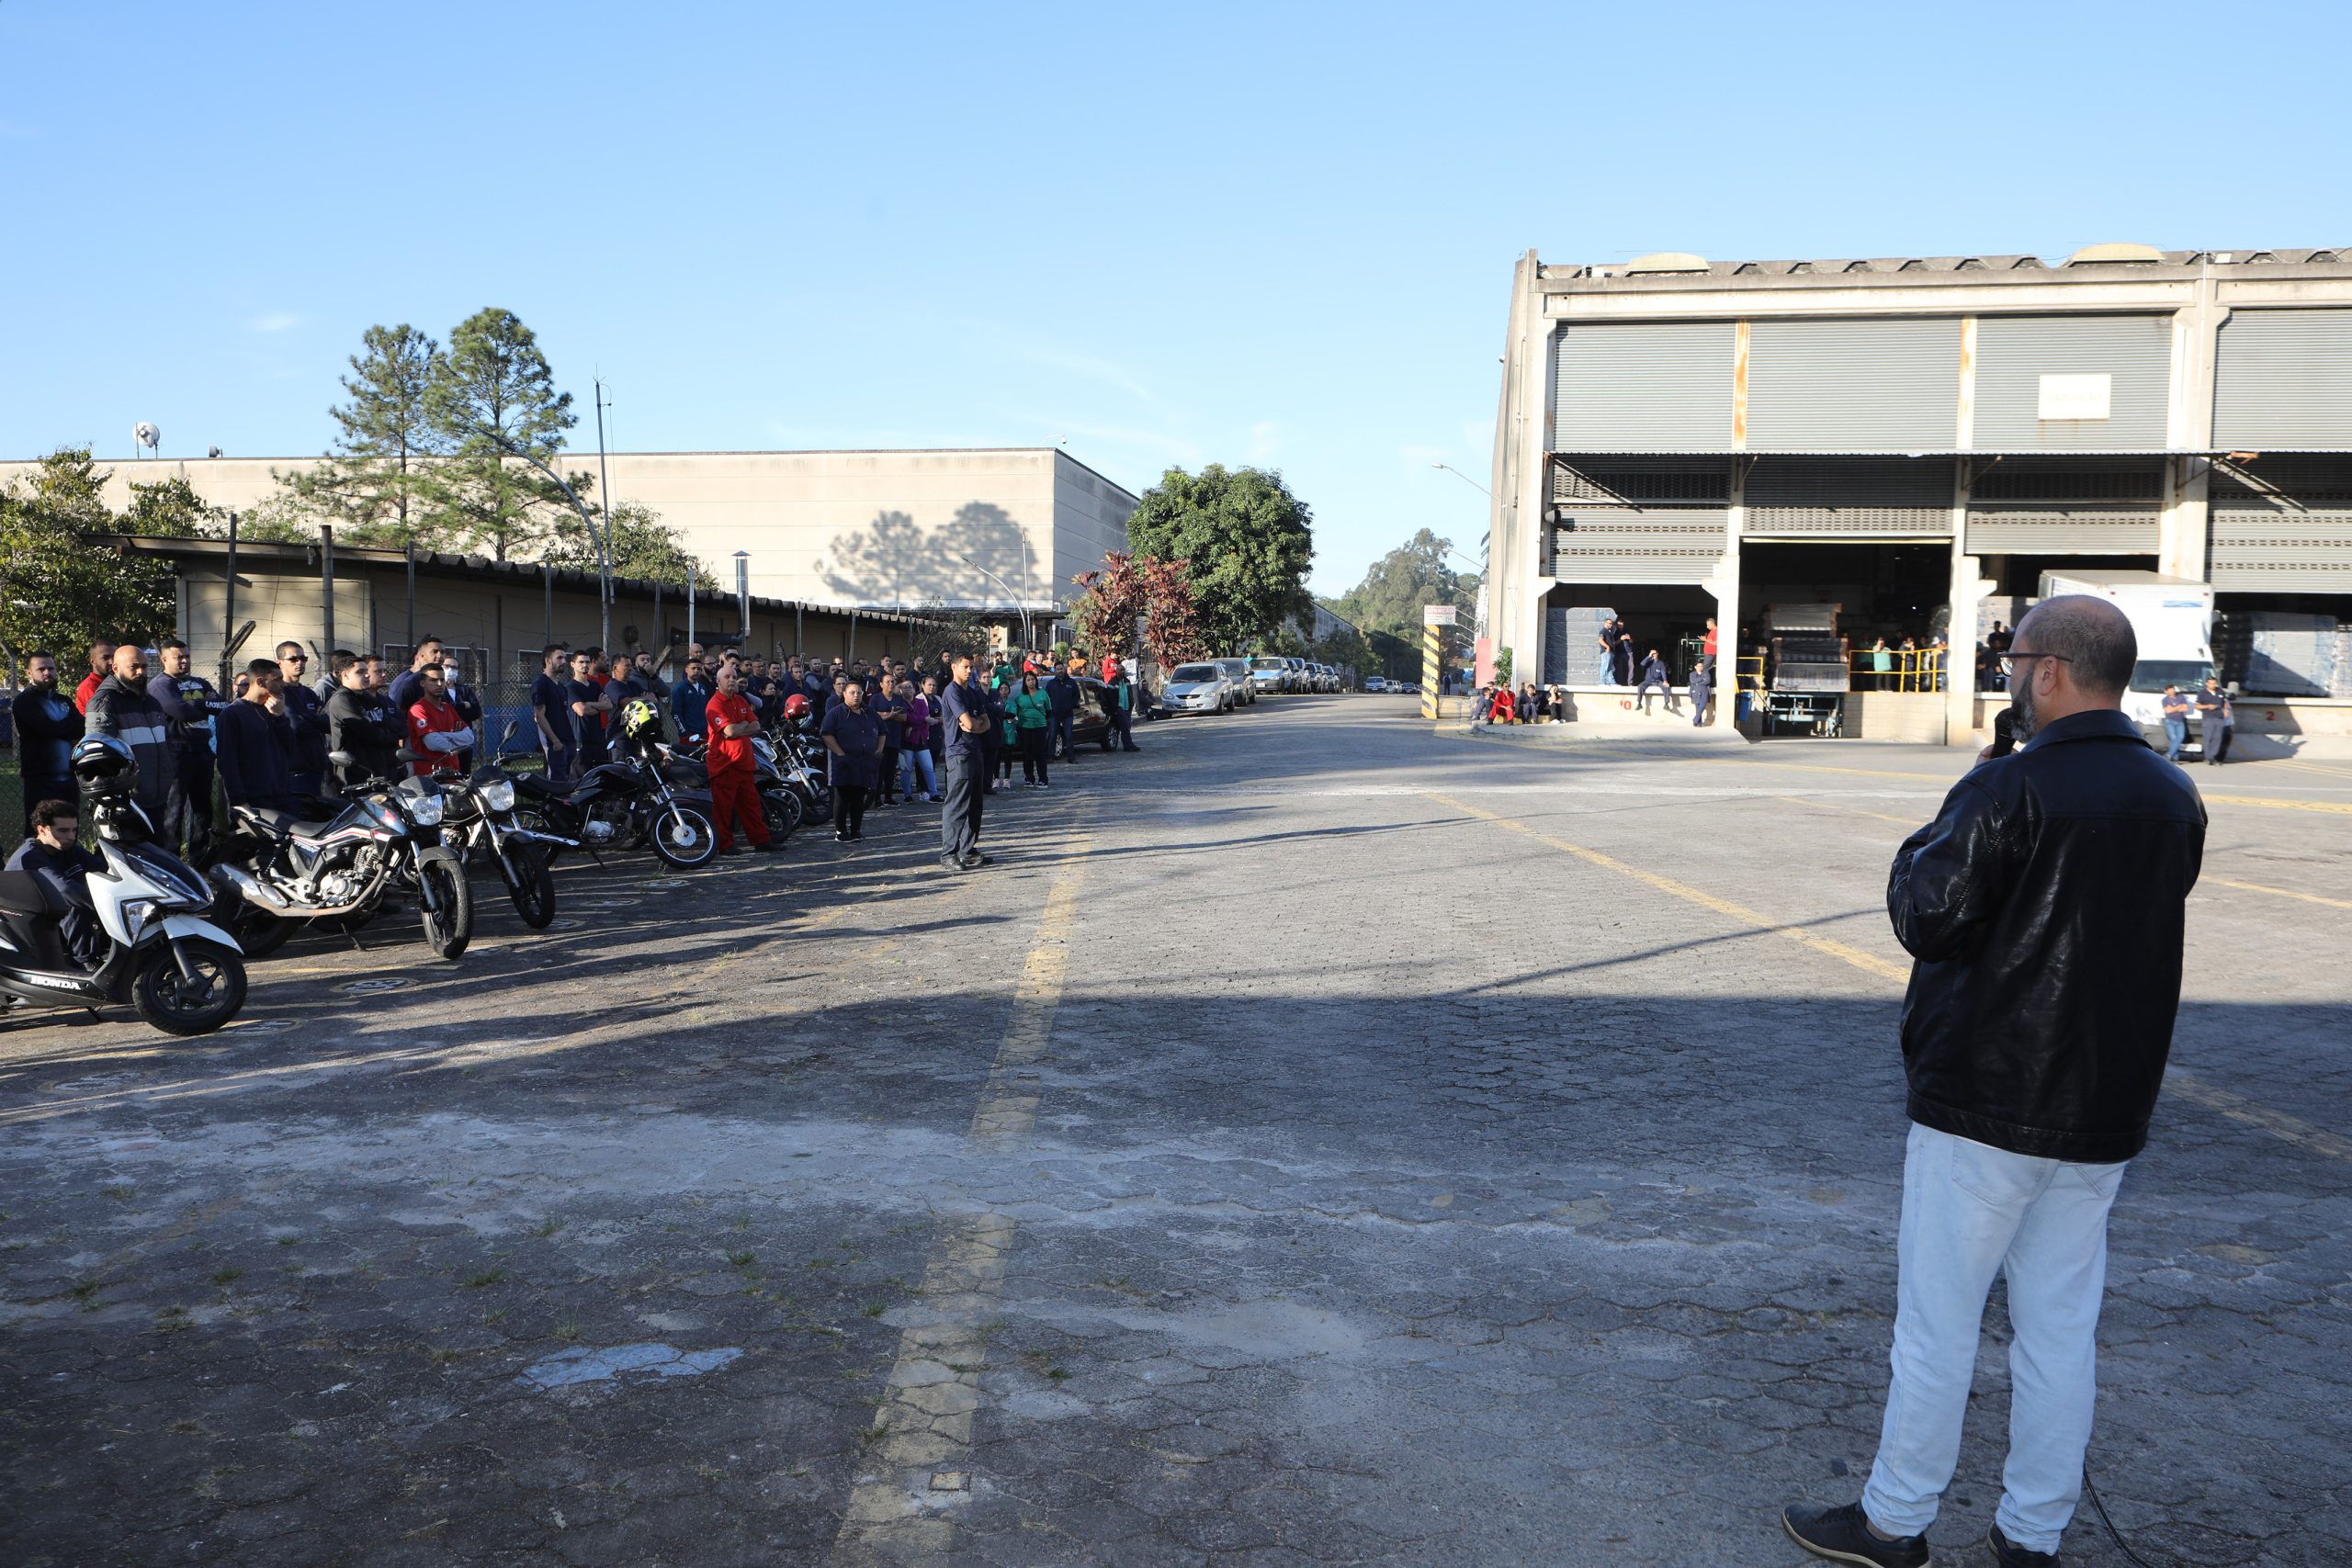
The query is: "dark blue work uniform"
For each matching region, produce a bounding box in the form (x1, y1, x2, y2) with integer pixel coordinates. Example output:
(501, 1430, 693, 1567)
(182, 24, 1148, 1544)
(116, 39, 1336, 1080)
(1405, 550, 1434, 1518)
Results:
(149, 671, 223, 863)
(939, 678, 988, 864)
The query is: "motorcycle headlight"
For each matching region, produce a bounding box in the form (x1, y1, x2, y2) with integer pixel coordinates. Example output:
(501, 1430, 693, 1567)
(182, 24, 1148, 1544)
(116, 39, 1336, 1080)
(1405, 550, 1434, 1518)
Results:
(404, 793, 445, 827)
(480, 779, 515, 812)
(119, 897, 161, 932)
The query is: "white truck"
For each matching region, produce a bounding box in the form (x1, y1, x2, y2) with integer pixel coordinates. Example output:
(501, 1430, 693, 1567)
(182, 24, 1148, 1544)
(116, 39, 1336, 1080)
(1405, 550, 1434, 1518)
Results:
(2034, 570, 2216, 750)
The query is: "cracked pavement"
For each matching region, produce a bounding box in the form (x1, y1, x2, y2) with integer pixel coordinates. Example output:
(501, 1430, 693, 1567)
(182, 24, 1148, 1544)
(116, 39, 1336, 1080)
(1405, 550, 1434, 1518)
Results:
(3, 698, 2346, 1566)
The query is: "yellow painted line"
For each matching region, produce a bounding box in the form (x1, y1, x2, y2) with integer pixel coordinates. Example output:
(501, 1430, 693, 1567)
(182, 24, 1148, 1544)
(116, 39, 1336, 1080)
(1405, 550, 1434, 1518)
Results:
(2205, 794, 2352, 816)
(1688, 756, 1964, 784)
(2205, 877, 2352, 911)
(2165, 1073, 2352, 1164)
(1776, 794, 1918, 829)
(1427, 791, 1911, 984)
(835, 836, 1091, 1563)
(1429, 791, 2349, 1167)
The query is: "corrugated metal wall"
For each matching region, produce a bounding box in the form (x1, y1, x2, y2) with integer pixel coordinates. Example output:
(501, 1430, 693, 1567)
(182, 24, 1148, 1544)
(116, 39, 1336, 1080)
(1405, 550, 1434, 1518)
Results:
(1973, 314, 2171, 450)
(1547, 458, 1723, 581)
(1744, 457, 1952, 536)
(1745, 318, 1960, 451)
(1552, 322, 1735, 452)
(1965, 457, 2165, 554)
(2212, 309, 2352, 449)
(2209, 456, 2352, 591)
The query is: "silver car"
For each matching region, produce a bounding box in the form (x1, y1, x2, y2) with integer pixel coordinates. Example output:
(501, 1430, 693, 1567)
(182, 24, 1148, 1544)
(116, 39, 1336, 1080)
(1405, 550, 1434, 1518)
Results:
(1159, 661, 1233, 715)
(1212, 657, 1256, 705)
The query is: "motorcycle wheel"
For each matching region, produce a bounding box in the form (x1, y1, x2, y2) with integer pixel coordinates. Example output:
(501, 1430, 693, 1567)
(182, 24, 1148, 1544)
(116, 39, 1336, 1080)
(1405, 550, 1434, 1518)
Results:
(796, 785, 832, 827)
(132, 940, 247, 1036)
(416, 856, 474, 961)
(501, 843, 557, 930)
(761, 789, 802, 841)
(650, 806, 719, 869)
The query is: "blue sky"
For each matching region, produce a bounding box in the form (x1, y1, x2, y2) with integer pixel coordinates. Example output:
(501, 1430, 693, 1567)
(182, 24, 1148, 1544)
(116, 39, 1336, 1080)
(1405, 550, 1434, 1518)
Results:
(4, 0, 2346, 595)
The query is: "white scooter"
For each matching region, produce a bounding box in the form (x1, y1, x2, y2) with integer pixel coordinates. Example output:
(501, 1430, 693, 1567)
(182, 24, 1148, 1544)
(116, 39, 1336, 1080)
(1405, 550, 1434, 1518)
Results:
(0, 774, 247, 1036)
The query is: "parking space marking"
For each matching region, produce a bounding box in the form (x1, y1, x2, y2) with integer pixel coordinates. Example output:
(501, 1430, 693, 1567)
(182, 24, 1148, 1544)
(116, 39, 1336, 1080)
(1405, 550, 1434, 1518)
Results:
(1430, 790, 2351, 1168)
(1425, 791, 1911, 984)
(2204, 877, 2352, 912)
(2204, 793, 2352, 815)
(834, 834, 1091, 1564)
(1776, 794, 1920, 829)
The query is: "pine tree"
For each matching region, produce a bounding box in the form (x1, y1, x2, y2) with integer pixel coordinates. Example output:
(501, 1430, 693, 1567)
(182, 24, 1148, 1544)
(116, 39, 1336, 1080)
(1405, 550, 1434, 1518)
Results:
(418, 308, 590, 561)
(275, 323, 444, 546)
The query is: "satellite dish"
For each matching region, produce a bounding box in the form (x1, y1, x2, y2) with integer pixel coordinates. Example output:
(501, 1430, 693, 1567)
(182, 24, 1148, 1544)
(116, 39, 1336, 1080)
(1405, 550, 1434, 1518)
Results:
(133, 423, 160, 457)
(207, 445, 223, 459)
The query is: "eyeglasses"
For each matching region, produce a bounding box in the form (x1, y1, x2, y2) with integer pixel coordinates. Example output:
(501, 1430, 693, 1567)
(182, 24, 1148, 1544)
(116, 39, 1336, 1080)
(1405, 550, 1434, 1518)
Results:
(283, 653, 308, 662)
(1997, 651, 2072, 673)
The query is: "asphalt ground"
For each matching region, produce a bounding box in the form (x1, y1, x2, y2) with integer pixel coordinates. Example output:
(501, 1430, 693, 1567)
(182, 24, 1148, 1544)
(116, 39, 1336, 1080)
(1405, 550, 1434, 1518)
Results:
(2, 698, 2345, 1567)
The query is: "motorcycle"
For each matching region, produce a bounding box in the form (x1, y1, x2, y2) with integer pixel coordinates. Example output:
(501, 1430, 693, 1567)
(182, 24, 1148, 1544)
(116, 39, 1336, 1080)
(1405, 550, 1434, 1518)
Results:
(0, 788, 247, 1036)
(440, 736, 571, 929)
(772, 727, 833, 826)
(659, 735, 805, 841)
(507, 749, 720, 871)
(209, 758, 475, 962)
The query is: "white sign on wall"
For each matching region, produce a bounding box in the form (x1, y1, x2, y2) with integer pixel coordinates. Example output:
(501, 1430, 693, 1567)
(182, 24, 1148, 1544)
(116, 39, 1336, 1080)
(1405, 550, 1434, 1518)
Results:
(2038, 373, 2112, 422)
(1422, 604, 1458, 626)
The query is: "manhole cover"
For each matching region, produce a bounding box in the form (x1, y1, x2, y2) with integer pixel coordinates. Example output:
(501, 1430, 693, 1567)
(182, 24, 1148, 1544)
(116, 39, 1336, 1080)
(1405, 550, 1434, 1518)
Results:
(339, 976, 412, 995)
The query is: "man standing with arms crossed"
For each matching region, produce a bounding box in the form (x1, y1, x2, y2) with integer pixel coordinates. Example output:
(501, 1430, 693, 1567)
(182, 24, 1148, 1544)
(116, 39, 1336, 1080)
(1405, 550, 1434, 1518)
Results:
(938, 651, 990, 873)
(1784, 597, 2205, 1568)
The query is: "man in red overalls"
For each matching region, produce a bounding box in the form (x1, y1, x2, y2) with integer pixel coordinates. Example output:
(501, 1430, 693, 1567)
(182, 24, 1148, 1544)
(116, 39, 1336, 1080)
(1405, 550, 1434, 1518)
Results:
(704, 663, 779, 855)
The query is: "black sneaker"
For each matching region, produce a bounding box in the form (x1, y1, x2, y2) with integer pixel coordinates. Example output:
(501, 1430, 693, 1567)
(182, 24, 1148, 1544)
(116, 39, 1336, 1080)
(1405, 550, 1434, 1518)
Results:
(1781, 1502, 1928, 1568)
(960, 852, 989, 868)
(939, 854, 967, 874)
(1987, 1522, 2060, 1567)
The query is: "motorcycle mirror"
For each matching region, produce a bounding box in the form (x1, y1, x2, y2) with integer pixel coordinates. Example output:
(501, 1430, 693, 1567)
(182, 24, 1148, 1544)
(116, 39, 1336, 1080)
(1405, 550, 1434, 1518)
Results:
(396, 747, 426, 762)
(501, 719, 520, 743)
(327, 750, 355, 768)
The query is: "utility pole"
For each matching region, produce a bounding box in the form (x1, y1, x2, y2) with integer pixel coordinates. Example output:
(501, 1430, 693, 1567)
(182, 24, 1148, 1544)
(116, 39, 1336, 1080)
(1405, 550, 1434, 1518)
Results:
(594, 377, 616, 649)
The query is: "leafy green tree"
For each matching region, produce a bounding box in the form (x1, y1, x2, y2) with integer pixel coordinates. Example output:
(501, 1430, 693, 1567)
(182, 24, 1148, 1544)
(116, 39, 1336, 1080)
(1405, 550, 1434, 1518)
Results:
(419, 308, 589, 561)
(120, 474, 229, 537)
(545, 499, 706, 586)
(1309, 622, 1374, 676)
(1124, 465, 1314, 653)
(1328, 528, 1482, 679)
(276, 323, 445, 547)
(0, 447, 177, 664)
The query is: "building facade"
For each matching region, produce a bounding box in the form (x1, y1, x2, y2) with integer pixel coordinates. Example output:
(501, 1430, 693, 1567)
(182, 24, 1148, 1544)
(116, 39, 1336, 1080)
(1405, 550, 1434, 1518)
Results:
(1487, 244, 2352, 739)
(4, 446, 1136, 623)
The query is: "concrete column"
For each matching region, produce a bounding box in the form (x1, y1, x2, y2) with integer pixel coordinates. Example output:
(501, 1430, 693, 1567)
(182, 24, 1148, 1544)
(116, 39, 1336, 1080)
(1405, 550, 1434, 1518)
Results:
(2164, 265, 2226, 581)
(1946, 458, 1987, 745)
(1713, 458, 1745, 730)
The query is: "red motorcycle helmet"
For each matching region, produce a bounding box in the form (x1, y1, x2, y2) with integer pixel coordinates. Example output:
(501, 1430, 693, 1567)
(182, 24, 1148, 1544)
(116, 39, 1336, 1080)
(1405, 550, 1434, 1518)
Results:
(783, 693, 811, 723)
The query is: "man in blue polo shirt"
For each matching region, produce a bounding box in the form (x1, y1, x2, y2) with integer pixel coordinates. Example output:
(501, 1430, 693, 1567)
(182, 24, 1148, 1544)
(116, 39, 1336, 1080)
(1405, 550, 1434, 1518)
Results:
(528, 644, 576, 781)
(938, 651, 990, 873)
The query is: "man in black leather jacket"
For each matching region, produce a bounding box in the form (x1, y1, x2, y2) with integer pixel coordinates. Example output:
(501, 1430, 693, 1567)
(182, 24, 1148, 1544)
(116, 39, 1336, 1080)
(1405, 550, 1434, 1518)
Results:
(1786, 597, 2207, 1568)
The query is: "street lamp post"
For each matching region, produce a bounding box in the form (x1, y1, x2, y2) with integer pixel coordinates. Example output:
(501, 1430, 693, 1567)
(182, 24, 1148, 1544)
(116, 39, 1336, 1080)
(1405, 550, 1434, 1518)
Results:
(490, 433, 611, 653)
(957, 553, 1030, 653)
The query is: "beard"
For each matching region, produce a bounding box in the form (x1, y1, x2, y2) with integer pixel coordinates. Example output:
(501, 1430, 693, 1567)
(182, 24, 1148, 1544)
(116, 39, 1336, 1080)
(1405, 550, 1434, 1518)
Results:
(2009, 680, 2038, 744)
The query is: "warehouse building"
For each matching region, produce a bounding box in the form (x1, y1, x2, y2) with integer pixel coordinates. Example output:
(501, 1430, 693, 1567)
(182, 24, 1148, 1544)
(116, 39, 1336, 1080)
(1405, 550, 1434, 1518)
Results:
(1486, 244, 2352, 741)
(3, 446, 1136, 626)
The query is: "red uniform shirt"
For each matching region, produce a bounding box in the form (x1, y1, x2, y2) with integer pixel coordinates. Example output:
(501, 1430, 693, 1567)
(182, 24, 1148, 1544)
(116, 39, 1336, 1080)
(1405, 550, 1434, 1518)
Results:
(1702, 627, 1719, 658)
(74, 671, 104, 714)
(705, 691, 760, 773)
(405, 697, 468, 775)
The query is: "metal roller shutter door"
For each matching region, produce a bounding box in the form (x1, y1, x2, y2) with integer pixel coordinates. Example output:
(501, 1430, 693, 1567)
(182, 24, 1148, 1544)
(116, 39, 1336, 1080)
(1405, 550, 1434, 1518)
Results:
(1746, 318, 1961, 452)
(1966, 507, 2161, 554)
(2208, 513, 2352, 591)
(1973, 314, 2171, 450)
(1552, 322, 1735, 452)
(1745, 457, 1952, 536)
(1549, 508, 1724, 583)
(2212, 310, 2352, 450)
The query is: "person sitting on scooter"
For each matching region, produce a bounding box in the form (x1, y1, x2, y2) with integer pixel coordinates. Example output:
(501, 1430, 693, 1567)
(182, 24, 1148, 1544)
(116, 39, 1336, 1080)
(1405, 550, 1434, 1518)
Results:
(6, 797, 106, 967)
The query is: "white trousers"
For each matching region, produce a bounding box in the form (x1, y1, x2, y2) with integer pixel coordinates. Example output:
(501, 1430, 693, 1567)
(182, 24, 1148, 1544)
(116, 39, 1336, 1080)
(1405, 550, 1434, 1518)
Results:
(1860, 1122, 2128, 1553)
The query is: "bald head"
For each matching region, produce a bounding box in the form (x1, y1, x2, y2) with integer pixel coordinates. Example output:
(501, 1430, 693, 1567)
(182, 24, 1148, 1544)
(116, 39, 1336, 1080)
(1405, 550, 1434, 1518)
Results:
(2015, 595, 2136, 700)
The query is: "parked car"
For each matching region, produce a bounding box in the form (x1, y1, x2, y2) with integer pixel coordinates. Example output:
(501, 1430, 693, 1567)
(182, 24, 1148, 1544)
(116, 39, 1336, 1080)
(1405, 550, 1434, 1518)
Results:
(1306, 661, 1332, 693)
(1364, 676, 1387, 693)
(1158, 661, 1234, 715)
(1247, 655, 1289, 696)
(1284, 657, 1308, 692)
(1212, 657, 1256, 705)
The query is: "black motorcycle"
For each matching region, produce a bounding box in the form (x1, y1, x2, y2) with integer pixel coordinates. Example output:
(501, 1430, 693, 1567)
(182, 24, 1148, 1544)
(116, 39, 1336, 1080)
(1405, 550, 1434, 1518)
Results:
(773, 727, 833, 826)
(210, 760, 475, 961)
(440, 739, 569, 929)
(507, 750, 719, 870)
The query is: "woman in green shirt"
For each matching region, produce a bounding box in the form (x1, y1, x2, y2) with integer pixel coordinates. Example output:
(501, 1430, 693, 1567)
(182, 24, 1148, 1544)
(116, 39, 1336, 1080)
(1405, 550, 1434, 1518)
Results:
(1008, 671, 1053, 788)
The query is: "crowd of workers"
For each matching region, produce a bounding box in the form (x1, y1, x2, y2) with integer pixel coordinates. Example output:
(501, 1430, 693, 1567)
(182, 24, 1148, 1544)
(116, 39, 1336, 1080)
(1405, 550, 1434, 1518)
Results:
(8, 634, 1148, 890)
